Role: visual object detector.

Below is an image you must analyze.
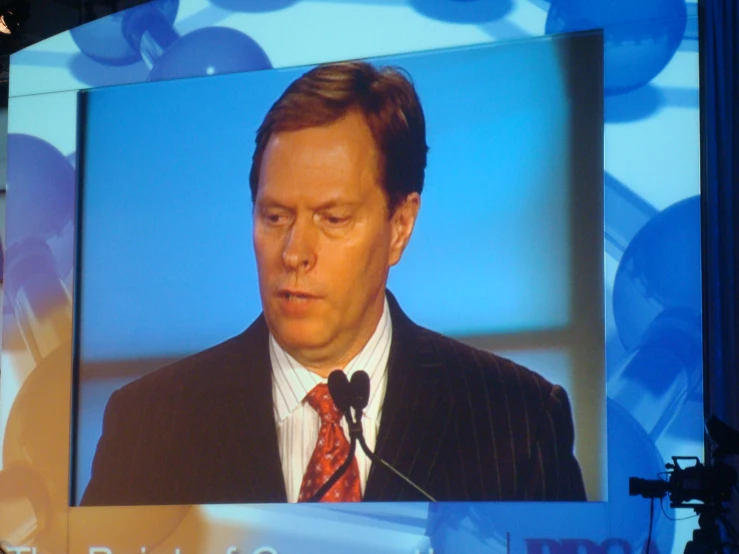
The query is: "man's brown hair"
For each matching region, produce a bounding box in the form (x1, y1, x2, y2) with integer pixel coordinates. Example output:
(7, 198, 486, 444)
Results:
(249, 61, 428, 213)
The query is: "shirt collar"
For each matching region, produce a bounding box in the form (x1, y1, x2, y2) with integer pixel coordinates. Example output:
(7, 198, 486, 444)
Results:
(271, 296, 392, 422)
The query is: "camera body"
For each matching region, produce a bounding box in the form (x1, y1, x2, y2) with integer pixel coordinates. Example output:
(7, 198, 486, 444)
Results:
(629, 456, 736, 508)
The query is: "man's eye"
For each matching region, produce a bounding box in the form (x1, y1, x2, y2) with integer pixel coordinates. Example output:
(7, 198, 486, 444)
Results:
(322, 214, 350, 226)
(263, 212, 288, 225)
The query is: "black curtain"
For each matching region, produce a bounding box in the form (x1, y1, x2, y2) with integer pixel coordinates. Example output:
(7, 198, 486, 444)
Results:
(702, 0, 739, 489)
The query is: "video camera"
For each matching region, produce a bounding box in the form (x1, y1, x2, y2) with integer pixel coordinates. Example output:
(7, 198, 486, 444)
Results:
(629, 416, 739, 554)
(630, 455, 736, 508)
(630, 416, 739, 508)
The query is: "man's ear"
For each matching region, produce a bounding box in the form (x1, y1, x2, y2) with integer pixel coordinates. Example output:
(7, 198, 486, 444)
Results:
(389, 193, 421, 267)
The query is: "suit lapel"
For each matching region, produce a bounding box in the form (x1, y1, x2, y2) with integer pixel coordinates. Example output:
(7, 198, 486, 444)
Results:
(364, 293, 453, 501)
(226, 316, 287, 502)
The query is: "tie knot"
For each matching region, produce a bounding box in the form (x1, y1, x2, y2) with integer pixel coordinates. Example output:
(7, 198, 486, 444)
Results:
(305, 383, 343, 424)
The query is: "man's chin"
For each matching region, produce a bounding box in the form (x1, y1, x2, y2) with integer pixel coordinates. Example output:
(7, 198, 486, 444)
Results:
(269, 322, 331, 359)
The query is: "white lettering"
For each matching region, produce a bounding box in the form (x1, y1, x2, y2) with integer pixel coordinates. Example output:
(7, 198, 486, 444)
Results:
(252, 548, 278, 554)
(6, 548, 32, 554)
(89, 548, 112, 554)
(226, 548, 239, 554)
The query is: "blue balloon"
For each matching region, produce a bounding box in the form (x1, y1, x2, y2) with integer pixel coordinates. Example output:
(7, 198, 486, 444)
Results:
(6, 134, 75, 244)
(71, 0, 178, 66)
(545, 0, 687, 94)
(208, 0, 299, 12)
(410, 0, 511, 24)
(612, 196, 701, 351)
(147, 27, 271, 82)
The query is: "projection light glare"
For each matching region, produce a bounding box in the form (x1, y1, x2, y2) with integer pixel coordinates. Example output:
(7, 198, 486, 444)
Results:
(0, 15, 11, 34)
(0, 1, 29, 36)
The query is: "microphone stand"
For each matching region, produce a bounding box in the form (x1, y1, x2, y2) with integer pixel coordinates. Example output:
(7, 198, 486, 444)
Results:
(352, 407, 437, 502)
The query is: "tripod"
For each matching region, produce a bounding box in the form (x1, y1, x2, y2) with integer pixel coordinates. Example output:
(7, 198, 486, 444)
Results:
(683, 505, 739, 554)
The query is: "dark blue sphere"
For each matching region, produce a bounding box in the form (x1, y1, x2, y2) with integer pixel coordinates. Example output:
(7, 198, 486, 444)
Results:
(613, 196, 701, 352)
(71, 0, 178, 66)
(545, 0, 687, 94)
(410, 0, 511, 24)
(148, 27, 271, 82)
(208, 0, 299, 12)
(6, 134, 75, 244)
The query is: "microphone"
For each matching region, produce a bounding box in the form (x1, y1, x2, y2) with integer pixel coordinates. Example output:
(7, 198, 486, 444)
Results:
(328, 370, 353, 414)
(316, 370, 436, 503)
(350, 371, 370, 412)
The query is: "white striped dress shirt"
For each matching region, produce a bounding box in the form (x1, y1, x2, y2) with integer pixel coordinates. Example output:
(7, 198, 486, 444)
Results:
(270, 297, 392, 503)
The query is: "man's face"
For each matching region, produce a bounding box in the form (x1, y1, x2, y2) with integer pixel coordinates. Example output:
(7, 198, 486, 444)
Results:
(253, 111, 419, 372)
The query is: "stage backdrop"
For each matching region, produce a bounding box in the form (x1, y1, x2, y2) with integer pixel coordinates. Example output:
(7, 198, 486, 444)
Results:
(0, 0, 700, 553)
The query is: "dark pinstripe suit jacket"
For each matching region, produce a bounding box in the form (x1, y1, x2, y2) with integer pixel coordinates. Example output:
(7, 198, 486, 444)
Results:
(81, 294, 586, 506)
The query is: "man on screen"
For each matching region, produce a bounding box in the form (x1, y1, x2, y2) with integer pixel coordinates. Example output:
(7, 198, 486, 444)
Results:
(81, 61, 586, 506)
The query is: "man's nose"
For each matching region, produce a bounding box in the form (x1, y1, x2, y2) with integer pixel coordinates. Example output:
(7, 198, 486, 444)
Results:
(282, 217, 317, 271)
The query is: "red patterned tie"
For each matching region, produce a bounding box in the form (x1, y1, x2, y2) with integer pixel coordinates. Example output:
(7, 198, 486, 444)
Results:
(298, 383, 362, 502)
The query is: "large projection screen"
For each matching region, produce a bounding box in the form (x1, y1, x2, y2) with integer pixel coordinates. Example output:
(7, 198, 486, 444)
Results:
(72, 34, 604, 508)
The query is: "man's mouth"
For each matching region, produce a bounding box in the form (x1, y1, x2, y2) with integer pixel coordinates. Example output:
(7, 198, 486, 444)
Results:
(279, 290, 318, 302)
(276, 290, 320, 314)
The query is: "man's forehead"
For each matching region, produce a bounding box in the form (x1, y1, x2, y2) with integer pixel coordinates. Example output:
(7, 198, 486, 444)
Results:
(265, 128, 354, 165)
(268, 112, 376, 153)
(257, 115, 383, 201)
